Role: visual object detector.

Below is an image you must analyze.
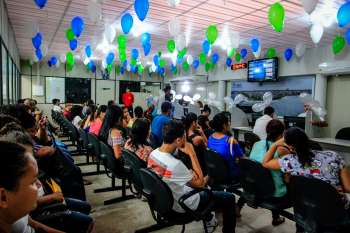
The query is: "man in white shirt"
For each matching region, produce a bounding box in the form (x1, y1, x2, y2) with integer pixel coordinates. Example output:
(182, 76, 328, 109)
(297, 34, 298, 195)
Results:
(253, 106, 275, 140)
(52, 99, 62, 113)
(148, 120, 236, 233)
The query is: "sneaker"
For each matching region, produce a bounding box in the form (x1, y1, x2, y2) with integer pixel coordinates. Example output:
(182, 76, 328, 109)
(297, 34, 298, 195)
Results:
(205, 214, 218, 233)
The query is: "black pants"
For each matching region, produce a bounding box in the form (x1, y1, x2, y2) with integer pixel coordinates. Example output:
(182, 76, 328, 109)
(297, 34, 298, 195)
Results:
(197, 191, 236, 233)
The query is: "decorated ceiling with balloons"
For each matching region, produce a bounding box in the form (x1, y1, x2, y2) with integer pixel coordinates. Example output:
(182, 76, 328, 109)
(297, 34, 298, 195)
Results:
(5, 0, 350, 75)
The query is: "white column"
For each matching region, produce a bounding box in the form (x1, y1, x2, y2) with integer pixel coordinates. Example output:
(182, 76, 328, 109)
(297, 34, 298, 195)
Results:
(314, 73, 327, 107)
(218, 80, 226, 111)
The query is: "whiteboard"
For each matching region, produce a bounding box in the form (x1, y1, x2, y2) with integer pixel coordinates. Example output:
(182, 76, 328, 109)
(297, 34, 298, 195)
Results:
(45, 77, 65, 103)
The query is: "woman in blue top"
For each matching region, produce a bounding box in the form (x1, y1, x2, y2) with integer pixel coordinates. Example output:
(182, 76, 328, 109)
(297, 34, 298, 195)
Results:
(250, 119, 290, 226)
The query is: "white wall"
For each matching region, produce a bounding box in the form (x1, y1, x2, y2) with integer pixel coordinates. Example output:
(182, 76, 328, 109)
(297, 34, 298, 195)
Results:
(0, 0, 20, 66)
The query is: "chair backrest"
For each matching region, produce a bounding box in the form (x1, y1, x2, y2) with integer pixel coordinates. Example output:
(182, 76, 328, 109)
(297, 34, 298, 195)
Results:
(87, 133, 101, 158)
(335, 127, 350, 141)
(139, 168, 174, 215)
(78, 129, 89, 149)
(99, 141, 124, 177)
(290, 176, 349, 230)
(204, 149, 231, 185)
(238, 158, 275, 200)
(122, 149, 146, 192)
(244, 132, 260, 151)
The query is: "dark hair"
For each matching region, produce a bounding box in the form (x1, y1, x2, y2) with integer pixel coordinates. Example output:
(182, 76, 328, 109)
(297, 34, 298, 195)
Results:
(266, 119, 285, 142)
(70, 105, 83, 120)
(264, 106, 275, 116)
(95, 105, 107, 120)
(129, 118, 150, 148)
(52, 99, 60, 105)
(182, 112, 197, 132)
(162, 120, 185, 144)
(0, 114, 20, 128)
(88, 105, 97, 121)
(86, 99, 94, 105)
(0, 123, 34, 146)
(107, 100, 115, 107)
(222, 111, 231, 123)
(284, 127, 314, 167)
(211, 112, 229, 132)
(0, 141, 30, 191)
(198, 115, 209, 131)
(161, 101, 172, 114)
(134, 106, 144, 119)
(0, 105, 36, 129)
(164, 85, 171, 92)
(99, 105, 123, 142)
(17, 99, 25, 104)
(203, 105, 211, 114)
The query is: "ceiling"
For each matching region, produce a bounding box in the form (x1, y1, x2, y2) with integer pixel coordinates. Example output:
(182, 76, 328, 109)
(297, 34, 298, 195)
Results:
(4, 0, 347, 65)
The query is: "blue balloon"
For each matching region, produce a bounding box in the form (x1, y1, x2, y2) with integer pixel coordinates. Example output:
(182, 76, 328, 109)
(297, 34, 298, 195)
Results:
(143, 42, 151, 56)
(35, 49, 43, 60)
(177, 56, 183, 65)
(32, 32, 42, 49)
(346, 28, 350, 45)
(284, 48, 293, 62)
(69, 39, 78, 51)
(71, 16, 84, 37)
(85, 45, 92, 57)
(153, 55, 159, 66)
(123, 60, 128, 68)
(134, 0, 149, 22)
(88, 61, 96, 73)
(47, 60, 52, 67)
(106, 52, 115, 65)
(211, 53, 219, 64)
(50, 56, 58, 66)
(159, 67, 165, 74)
(121, 13, 134, 34)
(338, 2, 350, 27)
(120, 67, 125, 74)
(141, 32, 151, 45)
(226, 58, 232, 67)
(131, 65, 136, 73)
(193, 60, 199, 69)
(241, 48, 248, 59)
(250, 38, 260, 53)
(131, 48, 139, 60)
(202, 40, 210, 55)
(170, 64, 176, 72)
(34, 0, 47, 9)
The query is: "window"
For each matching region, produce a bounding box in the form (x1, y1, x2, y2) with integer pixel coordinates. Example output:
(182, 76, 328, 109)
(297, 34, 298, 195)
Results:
(2, 44, 8, 104)
(8, 58, 12, 103)
(46, 77, 65, 104)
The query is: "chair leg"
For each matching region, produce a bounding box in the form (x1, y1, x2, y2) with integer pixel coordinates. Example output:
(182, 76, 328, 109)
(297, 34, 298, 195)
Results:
(181, 224, 186, 233)
(135, 223, 173, 233)
(103, 178, 134, 205)
(202, 221, 209, 233)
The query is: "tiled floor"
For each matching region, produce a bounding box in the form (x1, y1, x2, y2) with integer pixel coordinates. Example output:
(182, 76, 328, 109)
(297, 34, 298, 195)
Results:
(75, 155, 296, 233)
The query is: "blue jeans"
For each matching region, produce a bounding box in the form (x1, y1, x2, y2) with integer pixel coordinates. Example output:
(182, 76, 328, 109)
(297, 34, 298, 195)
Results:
(197, 191, 236, 233)
(65, 198, 91, 215)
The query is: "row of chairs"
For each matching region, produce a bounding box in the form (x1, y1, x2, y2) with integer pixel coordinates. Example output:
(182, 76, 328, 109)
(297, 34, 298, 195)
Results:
(51, 111, 350, 233)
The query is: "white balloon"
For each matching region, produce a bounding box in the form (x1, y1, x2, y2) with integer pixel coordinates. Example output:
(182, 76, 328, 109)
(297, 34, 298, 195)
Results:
(126, 64, 131, 72)
(183, 95, 192, 102)
(168, 0, 181, 7)
(193, 94, 201, 101)
(186, 55, 193, 65)
(296, 42, 306, 58)
(175, 94, 183, 100)
(102, 59, 107, 69)
(232, 94, 248, 105)
(105, 25, 116, 43)
(224, 96, 234, 108)
(60, 54, 66, 63)
(231, 31, 240, 48)
(263, 92, 273, 105)
(253, 46, 261, 59)
(151, 63, 157, 72)
(83, 57, 90, 65)
(176, 34, 186, 50)
(88, 0, 102, 24)
(252, 102, 267, 113)
(208, 92, 216, 100)
(55, 60, 60, 68)
(310, 23, 323, 44)
(168, 17, 181, 36)
(301, 0, 318, 14)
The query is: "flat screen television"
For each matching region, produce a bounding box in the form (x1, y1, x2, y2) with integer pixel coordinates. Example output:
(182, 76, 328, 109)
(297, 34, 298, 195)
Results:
(247, 57, 278, 82)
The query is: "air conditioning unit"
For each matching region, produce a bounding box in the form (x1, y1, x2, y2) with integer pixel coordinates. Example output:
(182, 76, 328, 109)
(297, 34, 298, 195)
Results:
(318, 61, 350, 74)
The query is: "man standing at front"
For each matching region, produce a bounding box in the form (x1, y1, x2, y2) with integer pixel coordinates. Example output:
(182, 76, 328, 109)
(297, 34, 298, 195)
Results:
(122, 88, 134, 115)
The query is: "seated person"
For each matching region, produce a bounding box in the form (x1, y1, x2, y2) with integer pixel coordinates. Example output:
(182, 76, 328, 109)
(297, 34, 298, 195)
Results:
(133, 106, 144, 119)
(71, 105, 84, 129)
(201, 105, 211, 118)
(151, 102, 172, 147)
(198, 115, 214, 139)
(52, 99, 63, 113)
(63, 103, 73, 121)
(263, 127, 350, 231)
(148, 120, 237, 233)
(208, 112, 244, 180)
(122, 106, 133, 128)
(89, 105, 107, 136)
(250, 119, 290, 226)
(253, 106, 275, 140)
(124, 118, 153, 163)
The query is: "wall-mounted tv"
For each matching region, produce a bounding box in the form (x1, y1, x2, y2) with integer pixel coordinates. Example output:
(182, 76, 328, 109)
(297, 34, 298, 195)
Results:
(247, 57, 279, 82)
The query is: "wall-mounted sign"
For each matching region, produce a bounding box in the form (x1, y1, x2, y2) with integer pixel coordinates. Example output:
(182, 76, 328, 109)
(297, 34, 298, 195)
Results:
(231, 63, 247, 70)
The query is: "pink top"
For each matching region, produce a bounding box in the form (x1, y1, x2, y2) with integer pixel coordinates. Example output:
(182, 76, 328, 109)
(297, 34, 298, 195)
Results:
(89, 118, 103, 136)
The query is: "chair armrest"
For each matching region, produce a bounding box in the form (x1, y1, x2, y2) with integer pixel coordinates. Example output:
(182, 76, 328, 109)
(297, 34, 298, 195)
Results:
(178, 188, 214, 220)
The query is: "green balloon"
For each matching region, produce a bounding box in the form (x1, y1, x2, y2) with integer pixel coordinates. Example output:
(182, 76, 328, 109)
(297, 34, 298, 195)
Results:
(268, 2, 285, 32)
(107, 64, 113, 73)
(173, 67, 177, 75)
(178, 48, 187, 58)
(183, 61, 190, 72)
(167, 39, 176, 53)
(66, 63, 73, 72)
(228, 48, 235, 57)
(138, 64, 144, 74)
(66, 52, 74, 65)
(266, 47, 276, 58)
(210, 62, 215, 70)
(205, 63, 210, 72)
(119, 51, 127, 62)
(199, 53, 206, 64)
(332, 35, 346, 55)
(131, 59, 137, 66)
(116, 65, 121, 75)
(118, 35, 127, 47)
(66, 28, 75, 41)
(235, 53, 241, 62)
(206, 25, 218, 44)
(159, 59, 166, 68)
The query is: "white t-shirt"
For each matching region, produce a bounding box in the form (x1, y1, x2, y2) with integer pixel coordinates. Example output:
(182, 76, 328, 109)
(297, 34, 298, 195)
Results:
(53, 105, 62, 113)
(148, 148, 200, 213)
(11, 215, 35, 233)
(72, 116, 82, 129)
(253, 114, 273, 140)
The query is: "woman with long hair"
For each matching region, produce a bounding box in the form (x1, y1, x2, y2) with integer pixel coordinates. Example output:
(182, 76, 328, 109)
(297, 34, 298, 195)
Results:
(99, 105, 125, 160)
(71, 105, 83, 129)
(124, 118, 152, 163)
(88, 105, 107, 136)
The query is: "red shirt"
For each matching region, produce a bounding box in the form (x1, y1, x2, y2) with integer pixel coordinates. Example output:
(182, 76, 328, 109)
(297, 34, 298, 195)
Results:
(122, 92, 134, 107)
